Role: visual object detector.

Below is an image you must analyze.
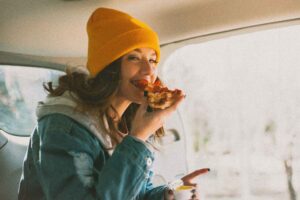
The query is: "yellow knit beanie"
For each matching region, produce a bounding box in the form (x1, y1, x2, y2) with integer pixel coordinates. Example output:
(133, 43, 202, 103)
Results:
(86, 7, 160, 77)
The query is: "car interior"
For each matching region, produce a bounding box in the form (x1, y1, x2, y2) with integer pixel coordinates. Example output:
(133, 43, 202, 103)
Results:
(1, 0, 300, 200)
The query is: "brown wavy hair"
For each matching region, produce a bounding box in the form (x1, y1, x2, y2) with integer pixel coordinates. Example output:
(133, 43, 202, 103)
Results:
(44, 57, 164, 148)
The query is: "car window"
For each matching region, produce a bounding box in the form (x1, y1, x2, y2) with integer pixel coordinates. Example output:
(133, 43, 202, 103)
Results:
(0, 65, 64, 136)
(161, 25, 300, 199)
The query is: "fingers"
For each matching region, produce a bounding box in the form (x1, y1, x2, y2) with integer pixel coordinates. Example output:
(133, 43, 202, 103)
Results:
(139, 101, 149, 110)
(181, 168, 210, 187)
(147, 90, 185, 110)
(160, 91, 185, 115)
(171, 93, 185, 110)
(146, 92, 185, 117)
(182, 168, 210, 181)
(190, 168, 210, 178)
(134, 101, 147, 117)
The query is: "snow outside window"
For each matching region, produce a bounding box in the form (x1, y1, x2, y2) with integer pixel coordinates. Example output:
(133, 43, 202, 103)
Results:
(161, 25, 300, 200)
(0, 66, 64, 136)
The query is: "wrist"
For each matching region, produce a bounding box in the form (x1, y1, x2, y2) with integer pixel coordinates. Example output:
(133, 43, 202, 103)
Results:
(130, 134, 147, 143)
(130, 134, 146, 142)
(130, 129, 148, 141)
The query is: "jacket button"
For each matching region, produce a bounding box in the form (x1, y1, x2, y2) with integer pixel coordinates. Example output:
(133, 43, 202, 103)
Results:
(146, 157, 152, 166)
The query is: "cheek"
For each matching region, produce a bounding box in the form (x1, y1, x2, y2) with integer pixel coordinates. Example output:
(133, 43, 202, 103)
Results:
(120, 62, 139, 79)
(118, 79, 143, 102)
(118, 79, 135, 96)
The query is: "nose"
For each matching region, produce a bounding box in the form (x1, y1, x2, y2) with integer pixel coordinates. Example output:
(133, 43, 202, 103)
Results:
(140, 60, 156, 76)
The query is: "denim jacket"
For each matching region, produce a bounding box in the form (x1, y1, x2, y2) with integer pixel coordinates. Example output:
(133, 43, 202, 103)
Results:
(18, 92, 168, 200)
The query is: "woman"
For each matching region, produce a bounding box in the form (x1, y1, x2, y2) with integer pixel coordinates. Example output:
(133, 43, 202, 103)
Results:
(18, 7, 208, 200)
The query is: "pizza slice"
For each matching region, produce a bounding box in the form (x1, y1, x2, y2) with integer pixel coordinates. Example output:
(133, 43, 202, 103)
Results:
(131, 79, 182, 111)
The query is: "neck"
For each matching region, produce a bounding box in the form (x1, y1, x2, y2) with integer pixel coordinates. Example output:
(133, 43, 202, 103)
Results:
(110, 96, 131, 119)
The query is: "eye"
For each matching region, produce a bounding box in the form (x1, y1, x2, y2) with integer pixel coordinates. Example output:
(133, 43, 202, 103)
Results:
(149, 58, 158, 64)
(128, 55, 140, 61)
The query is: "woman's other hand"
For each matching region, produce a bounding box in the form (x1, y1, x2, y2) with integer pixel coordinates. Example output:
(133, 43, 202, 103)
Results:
(181, 168, 210, 187)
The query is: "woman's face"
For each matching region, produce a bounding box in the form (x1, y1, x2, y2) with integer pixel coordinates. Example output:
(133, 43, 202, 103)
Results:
(117, 47, 158, 104)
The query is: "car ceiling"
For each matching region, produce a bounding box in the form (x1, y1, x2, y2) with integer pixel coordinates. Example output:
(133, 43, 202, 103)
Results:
(0, 0, 300, 70)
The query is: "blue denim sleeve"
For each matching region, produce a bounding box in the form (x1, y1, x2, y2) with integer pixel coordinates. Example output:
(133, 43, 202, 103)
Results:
(141, 181, 168, 200)
(95, 135, 166, 199)
(37, 115, 99, 200)
(132, 166, 168, 200)
(37, 114, 166, 200)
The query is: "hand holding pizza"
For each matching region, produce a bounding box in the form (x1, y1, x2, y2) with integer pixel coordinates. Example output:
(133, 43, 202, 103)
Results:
(130, 79, 185, 141)
(131, 79, 184, 111)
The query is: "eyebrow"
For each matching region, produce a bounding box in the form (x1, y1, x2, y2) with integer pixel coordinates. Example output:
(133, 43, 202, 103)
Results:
(133, 49, 156, 56)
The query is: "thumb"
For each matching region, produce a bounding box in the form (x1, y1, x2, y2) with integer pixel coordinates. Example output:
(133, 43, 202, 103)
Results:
(135, 101, 149, 117)
(139, 101, 149, 111)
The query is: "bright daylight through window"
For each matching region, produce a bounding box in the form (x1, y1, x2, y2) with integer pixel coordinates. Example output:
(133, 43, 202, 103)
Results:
(162, 24, 300, 200)
(0, 66, 63, 136)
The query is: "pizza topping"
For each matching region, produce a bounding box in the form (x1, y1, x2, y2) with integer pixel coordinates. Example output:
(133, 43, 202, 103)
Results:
(130, 79, 182, 110)
(131, 79, 148, 90)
